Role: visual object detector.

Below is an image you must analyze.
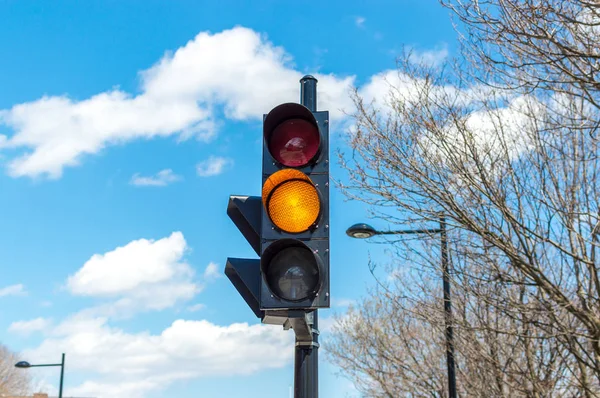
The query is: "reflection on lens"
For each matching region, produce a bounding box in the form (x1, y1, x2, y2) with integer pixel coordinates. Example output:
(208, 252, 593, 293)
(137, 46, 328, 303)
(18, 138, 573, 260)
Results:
(268, 119, 320, 167)
(266, 246, 319, 301)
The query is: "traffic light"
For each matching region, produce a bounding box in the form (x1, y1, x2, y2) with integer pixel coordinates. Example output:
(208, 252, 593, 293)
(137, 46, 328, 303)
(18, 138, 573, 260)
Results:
(226, 83, 329, 325)
(259, 102, 330, 310)
(225, 76, 325, 397)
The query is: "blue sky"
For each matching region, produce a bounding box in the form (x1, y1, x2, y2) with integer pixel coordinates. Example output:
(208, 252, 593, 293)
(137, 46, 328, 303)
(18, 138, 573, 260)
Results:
(0, 1, 456, 397)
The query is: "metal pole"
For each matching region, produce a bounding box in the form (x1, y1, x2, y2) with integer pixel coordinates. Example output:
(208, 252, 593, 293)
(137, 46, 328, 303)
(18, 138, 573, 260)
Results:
(294, 312, 318, 398)
(300, 75, 317, 113)
(440, 217, 457, 398)
(294, 74, 319, 398)
(58, 353, 65, 398)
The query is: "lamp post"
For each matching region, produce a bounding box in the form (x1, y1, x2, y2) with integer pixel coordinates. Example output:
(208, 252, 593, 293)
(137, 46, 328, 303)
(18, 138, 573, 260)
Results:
(15, 353, 65, 398)
(346, 217, 457, 398)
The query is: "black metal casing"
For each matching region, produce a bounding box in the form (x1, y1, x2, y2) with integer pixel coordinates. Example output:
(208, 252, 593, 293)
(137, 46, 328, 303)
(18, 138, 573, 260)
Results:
(260, 105, 330, 310)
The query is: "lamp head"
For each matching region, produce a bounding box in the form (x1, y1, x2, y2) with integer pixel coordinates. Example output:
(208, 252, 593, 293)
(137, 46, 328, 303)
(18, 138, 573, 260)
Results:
(346, 223, 377, 239)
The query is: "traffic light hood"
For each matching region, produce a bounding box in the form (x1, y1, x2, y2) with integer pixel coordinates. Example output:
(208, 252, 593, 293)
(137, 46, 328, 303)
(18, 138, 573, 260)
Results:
(263, 103, 321, 168)
(263, 103, 317, 141)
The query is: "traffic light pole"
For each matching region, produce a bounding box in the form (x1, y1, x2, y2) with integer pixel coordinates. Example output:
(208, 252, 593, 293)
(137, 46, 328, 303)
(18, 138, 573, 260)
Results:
(294, 75, 320, 398)
(294, 311, 318, 398)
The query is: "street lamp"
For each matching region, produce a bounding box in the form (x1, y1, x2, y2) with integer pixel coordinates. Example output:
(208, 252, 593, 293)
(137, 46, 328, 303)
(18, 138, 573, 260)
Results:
(347, 217, 457, 398)
(15, 353, 65, 398)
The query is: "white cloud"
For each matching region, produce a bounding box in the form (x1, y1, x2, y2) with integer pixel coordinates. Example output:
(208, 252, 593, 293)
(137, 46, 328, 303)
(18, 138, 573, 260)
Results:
(203, 262, 220, 281)
(387, 267, 409, 281)
(66, 232, 199, 313)
(9, 317, 51, 335)
(187, 303, 206, 312)
(358, 68, 482, 118)
(196, 156, 233, 177)
(0, 27, 355, 179)
(82, 283, 200, 319)
(331, 297, 355, 307)
(130, 169, 182, 187)
(318, 315, 337, 334)
(407, 45, 449, 67)
(358, 69, 538, 179)
(360, 70, 406, 102)
(69, 380, 159, 398)
(0, 283, 26, 297)
(26, 316, 294, 398)
(355, 16, 366, 28)
(356, 70, 422, 118)
(0, 92, 211, 179)
(435, 94, 541, 185)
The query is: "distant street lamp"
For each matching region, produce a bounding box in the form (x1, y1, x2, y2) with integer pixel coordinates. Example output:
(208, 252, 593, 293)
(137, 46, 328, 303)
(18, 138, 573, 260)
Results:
(347, 217, 457, 398)
(15, 353, 65, 398)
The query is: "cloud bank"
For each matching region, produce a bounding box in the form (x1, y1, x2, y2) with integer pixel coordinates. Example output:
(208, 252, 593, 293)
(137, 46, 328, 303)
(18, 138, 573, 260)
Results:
(0, 27, 354, 179)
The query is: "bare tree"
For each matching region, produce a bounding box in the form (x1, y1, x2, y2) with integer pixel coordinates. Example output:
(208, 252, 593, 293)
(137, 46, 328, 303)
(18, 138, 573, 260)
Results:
(328, 241, 577, 397)
(0, 343, 32, 396)
(327, 0, 600, 396)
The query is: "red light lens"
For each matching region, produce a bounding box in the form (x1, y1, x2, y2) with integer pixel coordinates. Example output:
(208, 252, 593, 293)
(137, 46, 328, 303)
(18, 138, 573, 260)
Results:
(268, 119, 320, 167)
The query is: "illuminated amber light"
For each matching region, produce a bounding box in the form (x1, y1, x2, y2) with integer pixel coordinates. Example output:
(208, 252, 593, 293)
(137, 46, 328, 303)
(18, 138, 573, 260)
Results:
(263, 169, 321, 233)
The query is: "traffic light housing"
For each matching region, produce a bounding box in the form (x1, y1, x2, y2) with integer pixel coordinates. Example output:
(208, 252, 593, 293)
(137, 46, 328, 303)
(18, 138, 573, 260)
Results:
(260, 103, 330, 310)
(226, 97, 330, 329)
(225, 77, 324, 396)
